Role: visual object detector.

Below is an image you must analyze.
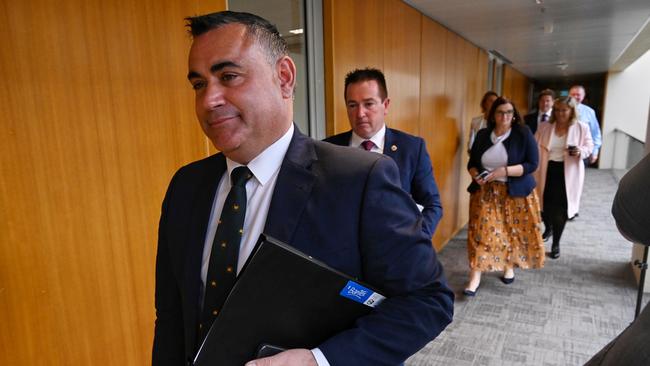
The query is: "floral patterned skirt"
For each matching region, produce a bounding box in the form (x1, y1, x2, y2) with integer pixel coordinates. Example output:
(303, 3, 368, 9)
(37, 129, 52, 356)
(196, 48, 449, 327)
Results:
(467, 181, 545, 271)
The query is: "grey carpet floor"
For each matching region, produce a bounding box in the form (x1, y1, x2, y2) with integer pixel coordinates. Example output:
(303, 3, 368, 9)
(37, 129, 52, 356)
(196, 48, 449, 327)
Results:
(407, 168, 649, 366)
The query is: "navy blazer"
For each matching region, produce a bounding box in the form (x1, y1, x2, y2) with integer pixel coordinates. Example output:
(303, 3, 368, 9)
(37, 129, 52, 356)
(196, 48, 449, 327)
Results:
(153, 127, 454, 366)
(467, 124, 538, 197)
(323, 128, 443, 238)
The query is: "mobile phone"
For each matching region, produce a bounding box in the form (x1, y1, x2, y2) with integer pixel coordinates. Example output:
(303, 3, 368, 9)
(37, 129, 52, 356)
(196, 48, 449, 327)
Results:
(476, 170, 490, 180)
(568, 145, 577, 156)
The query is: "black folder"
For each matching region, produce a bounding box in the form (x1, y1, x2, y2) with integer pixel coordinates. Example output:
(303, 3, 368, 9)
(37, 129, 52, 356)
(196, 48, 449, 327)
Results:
(193, 234, 386, 366)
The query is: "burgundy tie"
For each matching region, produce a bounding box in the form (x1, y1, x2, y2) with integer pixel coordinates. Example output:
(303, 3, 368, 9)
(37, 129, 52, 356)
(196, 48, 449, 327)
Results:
(541, 114, 548, 122)
(361, 140, 375, 151)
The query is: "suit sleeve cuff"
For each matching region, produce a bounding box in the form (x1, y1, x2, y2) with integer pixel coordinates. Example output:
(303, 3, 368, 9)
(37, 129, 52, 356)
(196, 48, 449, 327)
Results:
(311, 348, 331, 366)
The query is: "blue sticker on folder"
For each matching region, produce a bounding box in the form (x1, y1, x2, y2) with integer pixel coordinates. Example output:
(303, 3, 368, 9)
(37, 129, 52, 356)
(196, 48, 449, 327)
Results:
(340, 280, 386, 308)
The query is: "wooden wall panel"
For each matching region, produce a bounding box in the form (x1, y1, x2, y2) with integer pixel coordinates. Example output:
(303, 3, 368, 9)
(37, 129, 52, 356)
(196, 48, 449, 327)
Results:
(420, 18, 452, 249)
(324, 0, 385, 136)
(382, 1, 421, 136)
(503, 64, 531, 115)
(0, 0, 225, 365)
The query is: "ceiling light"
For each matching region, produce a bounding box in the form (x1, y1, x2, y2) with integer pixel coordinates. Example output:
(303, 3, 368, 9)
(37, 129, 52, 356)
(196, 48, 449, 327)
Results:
(289, 29, 303, 35)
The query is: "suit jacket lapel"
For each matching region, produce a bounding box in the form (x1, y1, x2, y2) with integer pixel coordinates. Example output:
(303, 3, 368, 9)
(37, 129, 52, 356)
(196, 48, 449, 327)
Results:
(264, 128, 316, 244)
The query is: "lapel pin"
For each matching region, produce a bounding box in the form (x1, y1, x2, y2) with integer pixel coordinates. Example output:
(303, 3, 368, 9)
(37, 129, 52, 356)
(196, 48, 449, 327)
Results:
(391, 145, 397, 152)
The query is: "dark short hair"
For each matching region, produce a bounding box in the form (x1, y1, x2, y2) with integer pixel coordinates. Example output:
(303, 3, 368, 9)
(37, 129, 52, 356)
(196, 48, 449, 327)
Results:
(185, 11, 288, 64)
(486, 96, 524, 129)
(344, 68, 388, 101)
(538, 89, 556, 100)
(480, 91, 499, 112)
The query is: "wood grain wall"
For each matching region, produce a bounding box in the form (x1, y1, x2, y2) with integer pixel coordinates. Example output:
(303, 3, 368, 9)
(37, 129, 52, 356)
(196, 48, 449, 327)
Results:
(0, 0, 225, 365)
(325, 0, 530, 249)
(503, 64, 532, 115)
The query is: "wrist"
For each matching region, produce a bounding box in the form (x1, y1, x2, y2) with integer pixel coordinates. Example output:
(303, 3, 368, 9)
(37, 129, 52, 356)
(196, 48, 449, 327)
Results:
(504, 166, 509, 177)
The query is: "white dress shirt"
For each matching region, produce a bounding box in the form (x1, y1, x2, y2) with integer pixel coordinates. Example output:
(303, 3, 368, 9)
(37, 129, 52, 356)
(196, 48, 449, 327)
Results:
(349, 124, 386, 153)
(199, 124, 331, 366)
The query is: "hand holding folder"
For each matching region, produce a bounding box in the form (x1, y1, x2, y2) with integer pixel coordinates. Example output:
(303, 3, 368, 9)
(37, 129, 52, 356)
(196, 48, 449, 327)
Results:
(193, 235, 386, 365)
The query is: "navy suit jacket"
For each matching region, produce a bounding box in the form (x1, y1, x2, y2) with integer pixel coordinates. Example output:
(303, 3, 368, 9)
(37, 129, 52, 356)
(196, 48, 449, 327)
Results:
(323, 128, 443, 238)
(153, 128, 454, 366)
(467, 123, 538, 197)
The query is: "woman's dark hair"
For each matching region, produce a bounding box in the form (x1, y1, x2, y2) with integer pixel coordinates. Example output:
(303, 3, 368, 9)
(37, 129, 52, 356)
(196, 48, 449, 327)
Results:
(486, 96, 524, 129)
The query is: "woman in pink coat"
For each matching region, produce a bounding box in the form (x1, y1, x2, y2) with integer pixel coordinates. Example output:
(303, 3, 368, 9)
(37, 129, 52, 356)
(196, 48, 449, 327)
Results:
(534, 96, 593, 258)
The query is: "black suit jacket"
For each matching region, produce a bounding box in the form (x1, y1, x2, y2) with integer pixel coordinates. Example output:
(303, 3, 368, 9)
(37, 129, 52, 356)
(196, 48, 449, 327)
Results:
(323, 128, 443, 238)
(524, 111, 541, 134)
(153, 127, 454, 365)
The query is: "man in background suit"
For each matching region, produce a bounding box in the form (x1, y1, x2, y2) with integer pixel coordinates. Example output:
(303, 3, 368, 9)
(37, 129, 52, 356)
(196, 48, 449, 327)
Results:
(152, 11, 454, 366)
(324, 68, 443, 238)
(524, 89, 555, 134)
(570, 85, 602, 164)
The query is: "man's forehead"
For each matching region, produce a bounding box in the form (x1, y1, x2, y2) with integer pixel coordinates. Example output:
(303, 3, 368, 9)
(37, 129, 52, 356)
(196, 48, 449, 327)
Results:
(347, 81, 382, 98)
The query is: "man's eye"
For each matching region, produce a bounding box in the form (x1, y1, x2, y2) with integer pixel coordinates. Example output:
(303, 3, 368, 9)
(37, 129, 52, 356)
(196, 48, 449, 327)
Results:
(221, 73, 237, 82)
(191, 81, 205, 90)
(364, 102, 376, 108)
(347, 103, 357, 108)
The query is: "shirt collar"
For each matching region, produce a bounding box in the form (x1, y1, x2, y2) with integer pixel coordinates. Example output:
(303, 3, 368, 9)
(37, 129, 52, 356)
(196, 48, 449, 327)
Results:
(350, 124, 386, 152)
(225, 124, 294, 186)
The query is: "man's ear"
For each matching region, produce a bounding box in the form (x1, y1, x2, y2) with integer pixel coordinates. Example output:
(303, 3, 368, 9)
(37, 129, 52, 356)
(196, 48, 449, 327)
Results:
(383, 97, 391, 116)
(277, 56, 296, 99)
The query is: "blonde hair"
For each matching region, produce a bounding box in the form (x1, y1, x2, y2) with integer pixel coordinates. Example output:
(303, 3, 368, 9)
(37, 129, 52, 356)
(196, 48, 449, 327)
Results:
(549, 96, 579, 125)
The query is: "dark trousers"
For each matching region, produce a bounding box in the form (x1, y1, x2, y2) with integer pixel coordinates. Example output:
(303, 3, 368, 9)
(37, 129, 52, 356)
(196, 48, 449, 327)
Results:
(543, 161, 568, 248)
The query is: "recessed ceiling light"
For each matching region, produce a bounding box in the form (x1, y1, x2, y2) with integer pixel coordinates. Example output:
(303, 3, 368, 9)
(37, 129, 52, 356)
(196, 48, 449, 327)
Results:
(289, 29, 303, 35)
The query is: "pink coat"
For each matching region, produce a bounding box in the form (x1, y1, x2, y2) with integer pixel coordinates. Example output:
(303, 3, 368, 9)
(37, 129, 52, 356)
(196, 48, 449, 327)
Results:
(534, 121, 594, 217)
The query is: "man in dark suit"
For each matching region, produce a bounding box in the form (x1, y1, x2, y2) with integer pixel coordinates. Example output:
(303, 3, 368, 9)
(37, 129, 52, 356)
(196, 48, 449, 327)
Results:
(324, 68, 443, 238)
(152, 11, 454, 366)
(524, 88, 555, 134)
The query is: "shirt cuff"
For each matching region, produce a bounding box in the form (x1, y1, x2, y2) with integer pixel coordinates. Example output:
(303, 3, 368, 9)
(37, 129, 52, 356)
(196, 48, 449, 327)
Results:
(311, 348, 331, 366)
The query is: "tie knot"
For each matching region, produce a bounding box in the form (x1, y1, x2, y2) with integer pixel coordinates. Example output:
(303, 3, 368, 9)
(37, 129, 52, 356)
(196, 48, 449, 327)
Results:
(231, 166, 252, 188)
(361, 140, 375, 151)
(541, 113, 548, 122)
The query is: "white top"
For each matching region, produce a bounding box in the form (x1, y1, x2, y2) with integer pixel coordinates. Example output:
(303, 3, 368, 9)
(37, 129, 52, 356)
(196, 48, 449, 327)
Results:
(468, 115, 487, 151)
(349, 124, 386, 153)
(549, 130, 567, 162)
(480, 129, 511, 183)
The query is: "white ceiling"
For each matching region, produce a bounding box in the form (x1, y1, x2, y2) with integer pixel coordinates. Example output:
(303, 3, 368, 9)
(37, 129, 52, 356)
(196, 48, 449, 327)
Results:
(405, 0, 650, 81)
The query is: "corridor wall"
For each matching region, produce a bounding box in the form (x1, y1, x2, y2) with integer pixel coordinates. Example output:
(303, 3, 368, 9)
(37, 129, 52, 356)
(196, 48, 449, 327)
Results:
(0, 0, 225, 364)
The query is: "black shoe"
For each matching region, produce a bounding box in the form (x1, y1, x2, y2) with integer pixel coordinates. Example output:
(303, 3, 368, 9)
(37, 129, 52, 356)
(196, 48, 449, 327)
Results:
(463, 286, 479, 297)
(501, 276, 515, 284)
(548, 244, 560, 259)
(542, 229, 552, 241)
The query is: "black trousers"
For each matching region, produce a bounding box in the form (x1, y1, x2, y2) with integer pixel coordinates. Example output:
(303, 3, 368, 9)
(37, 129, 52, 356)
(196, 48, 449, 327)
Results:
(543, 161, 568, 247)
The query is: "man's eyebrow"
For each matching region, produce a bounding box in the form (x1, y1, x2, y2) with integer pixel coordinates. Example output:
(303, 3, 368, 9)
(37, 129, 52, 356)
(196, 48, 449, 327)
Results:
(187, 61, 241, 81)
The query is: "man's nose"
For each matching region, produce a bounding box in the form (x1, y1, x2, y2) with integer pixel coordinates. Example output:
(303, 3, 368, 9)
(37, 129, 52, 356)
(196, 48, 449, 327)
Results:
(200, 83, 225, 110)
(356, 106, 366, 119)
